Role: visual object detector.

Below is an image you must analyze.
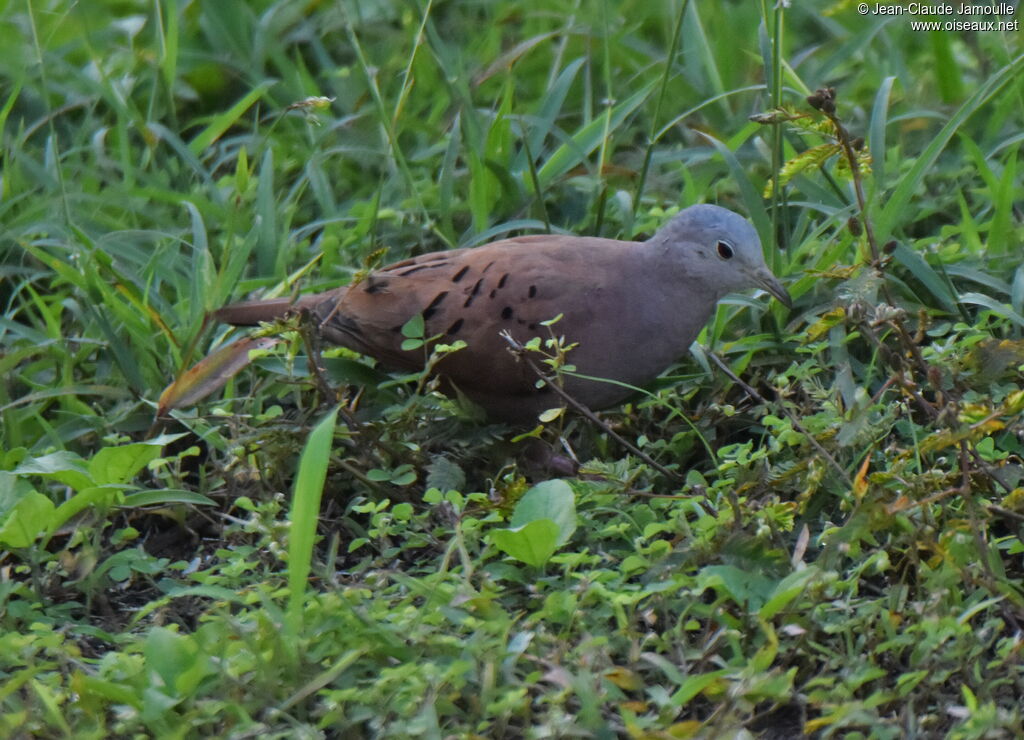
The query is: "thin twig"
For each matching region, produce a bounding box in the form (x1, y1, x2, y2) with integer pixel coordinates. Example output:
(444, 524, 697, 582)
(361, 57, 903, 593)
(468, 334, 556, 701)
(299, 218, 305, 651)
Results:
(297, 309, 363, 433)
(499, 331, 682, 483)
(984, 503, 1024, 523)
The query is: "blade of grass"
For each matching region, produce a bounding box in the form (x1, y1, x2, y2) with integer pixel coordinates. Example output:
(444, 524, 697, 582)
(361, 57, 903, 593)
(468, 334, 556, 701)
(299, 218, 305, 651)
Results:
(989, 144, 1018, 257)
(634, 0, 689, 217)
(0, 76, 23, 136)
(759, 0, 786, 249)
(592, 0, 614, 233)
(890, 244, 958, 314)
(959, 292, 1024, 329)
(685, 3, 725, 102)
(519, 57, 585, 171)
(183, 201, 215, 317)
(286, 406, 339, 640)
(345, 11, 431, 226)
(869, 76, 896, 192)
(653, 85, 765, 143)
(1011, 266, 1024, 316)
(391, 0, 434, 129)
(256, 148, 278, 275)
(536, 81, 655, 189)
(188, 83, 270, 156)
(156, 0, 179, 95)
(929, 30, 964, 104)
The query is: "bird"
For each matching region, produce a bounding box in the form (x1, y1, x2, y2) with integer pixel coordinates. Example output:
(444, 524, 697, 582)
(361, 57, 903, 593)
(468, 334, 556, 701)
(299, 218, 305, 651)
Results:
(215, 204, 790, 422)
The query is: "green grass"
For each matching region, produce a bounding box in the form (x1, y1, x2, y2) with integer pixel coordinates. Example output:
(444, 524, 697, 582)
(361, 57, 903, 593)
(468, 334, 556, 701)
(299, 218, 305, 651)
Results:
(2, 0, 1024, 737)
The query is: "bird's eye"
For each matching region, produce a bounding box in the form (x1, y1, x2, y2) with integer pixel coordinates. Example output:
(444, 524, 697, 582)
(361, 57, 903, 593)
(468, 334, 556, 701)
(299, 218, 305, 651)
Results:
(716, 240, 735, 260)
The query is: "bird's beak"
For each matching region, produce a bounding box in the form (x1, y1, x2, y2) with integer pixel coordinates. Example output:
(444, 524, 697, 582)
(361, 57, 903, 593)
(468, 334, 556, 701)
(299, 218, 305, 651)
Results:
(754, 268, 792, 309)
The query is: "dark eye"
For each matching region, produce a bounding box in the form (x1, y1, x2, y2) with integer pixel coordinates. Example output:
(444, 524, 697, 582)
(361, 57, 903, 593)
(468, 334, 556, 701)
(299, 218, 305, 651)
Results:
(716, 240, 734, 260)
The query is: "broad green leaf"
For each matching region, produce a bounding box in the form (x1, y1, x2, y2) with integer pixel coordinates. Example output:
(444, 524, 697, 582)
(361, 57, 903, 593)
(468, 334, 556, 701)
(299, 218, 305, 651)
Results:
(401, 314, 425, 339)
(0, 490, 55, 548)
(88, 444, 164, 486)
(144, 626, 211, 697)
(14, 451, 93, 492)
(74, 675, 142, 710)
(490, 518, 560, 567)
(509, 479, 576, 545)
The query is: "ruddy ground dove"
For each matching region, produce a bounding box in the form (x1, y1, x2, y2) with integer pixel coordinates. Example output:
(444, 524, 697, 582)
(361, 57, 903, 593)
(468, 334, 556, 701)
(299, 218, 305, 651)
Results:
(216, 204, 790, 421)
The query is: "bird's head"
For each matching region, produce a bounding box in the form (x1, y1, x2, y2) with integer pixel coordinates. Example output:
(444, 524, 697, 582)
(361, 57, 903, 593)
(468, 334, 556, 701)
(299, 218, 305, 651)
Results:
(651, 204, 791, 308)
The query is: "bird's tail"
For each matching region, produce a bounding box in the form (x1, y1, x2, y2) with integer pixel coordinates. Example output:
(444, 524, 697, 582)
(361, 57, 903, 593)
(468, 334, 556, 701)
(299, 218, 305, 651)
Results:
(214, 297, 298, 326)
(214, 291, 337, 326)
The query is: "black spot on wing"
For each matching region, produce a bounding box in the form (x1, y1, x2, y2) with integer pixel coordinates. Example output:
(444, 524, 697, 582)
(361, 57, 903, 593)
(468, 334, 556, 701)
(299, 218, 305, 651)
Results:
(423, 291, 449, 320)
(464, 279, 484, 308)
(490, 273, 511, 299)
